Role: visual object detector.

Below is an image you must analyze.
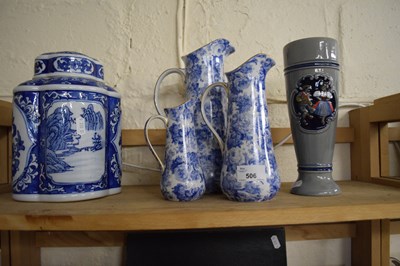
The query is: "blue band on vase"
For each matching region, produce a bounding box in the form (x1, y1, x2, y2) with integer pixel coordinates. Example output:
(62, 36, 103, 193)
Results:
(298, 166, 333, 172)
(284, 61, 340, 73)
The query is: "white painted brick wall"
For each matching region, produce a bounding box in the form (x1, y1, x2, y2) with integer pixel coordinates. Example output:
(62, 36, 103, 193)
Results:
(1, 0, 399, 264)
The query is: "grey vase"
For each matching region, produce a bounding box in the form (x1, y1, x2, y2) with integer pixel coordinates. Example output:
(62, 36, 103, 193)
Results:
(283, 37, 341, 196)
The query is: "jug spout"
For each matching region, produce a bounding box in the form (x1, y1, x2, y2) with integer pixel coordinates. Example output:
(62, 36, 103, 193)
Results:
(226, 54, 275, 83)
(208, 38, 235, 57)
(220, 38, 235, 57)
(182, 38, 235, 62)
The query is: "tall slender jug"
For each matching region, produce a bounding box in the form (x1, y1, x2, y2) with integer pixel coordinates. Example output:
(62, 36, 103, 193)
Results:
(144, 99, 205, 201)
(154, 38, 235, 193)
(201, 54, 280, 202)
(283, 37, 341, 196)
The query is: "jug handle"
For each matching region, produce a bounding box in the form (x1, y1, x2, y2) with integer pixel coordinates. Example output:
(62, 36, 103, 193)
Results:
(144, 115, 168, 172)
(200, 82, 229, 152)
(154, 68, 186, 115)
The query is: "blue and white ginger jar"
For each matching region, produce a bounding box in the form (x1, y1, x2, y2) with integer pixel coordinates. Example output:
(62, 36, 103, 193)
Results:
(12, 52, 122, 202)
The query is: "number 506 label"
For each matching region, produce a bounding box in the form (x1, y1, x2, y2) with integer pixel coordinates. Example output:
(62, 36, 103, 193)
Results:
(236, 165, 265, 182)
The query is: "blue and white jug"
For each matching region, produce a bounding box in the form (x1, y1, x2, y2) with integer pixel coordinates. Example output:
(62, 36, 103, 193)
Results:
(145, 99, 205, 201)
(12, 52, 122, 202)
(154, 38, 235, 193)
(201, 54, 280, 202)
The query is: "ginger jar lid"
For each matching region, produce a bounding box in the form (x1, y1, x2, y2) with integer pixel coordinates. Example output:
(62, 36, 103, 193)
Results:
(34, 51, 104, 81)
(283, 37, 339, 72)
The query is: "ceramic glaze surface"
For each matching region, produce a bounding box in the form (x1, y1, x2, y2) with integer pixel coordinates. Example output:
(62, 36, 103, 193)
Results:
(145, 99, 205, 201)
(35, 51, 104, 80)
(284, 37, 341, 196)
(291, 74, 337, 132)
(154, 38, 234, 193)
(202, 54, 280, 202)
(12, 52, 122, 202)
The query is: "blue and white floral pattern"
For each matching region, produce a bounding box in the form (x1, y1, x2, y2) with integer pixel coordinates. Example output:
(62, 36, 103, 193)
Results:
(20, 76, 109, 89)
(108, 97, 122, 190)
(145, 99, 205, 201)
(181, 38, 235, 193)
(12, 93, 40, 193)
(12, 124, 25, 177)
(205, 54, 280, 202)
(34, 52, 104, 80)
(12, 52, 121, 202)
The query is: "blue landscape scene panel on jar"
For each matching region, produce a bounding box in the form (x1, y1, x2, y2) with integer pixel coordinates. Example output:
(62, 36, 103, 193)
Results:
(41, 92, 107, 187)
(44, 102, 104, 178)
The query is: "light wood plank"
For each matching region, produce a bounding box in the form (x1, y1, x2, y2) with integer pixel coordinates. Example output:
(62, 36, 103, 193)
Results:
(373, 93, 400, 106)
(352, 220, 381, 266)
(369, 97, 400, 122)
(1, 231, 11, 266)
(350, 108, 372, 182)
(389, 127, 400, 141)
(0, 127, 9, 184)
(34, 223, 356, 248)
(10, 231, 40, 266)
(391, 220, 400, 234)
(285, 223, 355, 241)
(371, 176, 400, 188)
(380, 123, 390, 177)
(370, 123, 381, 179)
(36, 231, 125, 247)
(0, 101, 12, 127)
(381, 219, 390, 266)
(350, 93, 400, 186)
(0, 184, 11, 193)
(122, 127, 354, 147)
(0, 182, 400, 231)
(123, 129, 165, 146)
(349, 107, 381, 181)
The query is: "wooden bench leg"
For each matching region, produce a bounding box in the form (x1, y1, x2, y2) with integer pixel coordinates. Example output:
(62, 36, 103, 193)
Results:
(1, 231, 11, 266)
(10, 231, 40, 266)
(352, 220, 381, 266)
(381, 219, 390, 266)
(352, 220, 391, 266)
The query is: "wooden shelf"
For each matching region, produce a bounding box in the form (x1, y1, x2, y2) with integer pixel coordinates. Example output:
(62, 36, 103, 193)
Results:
(2, 95, 400, 265)
(1, 181, 400, 232)
(123, 127, 354, 146)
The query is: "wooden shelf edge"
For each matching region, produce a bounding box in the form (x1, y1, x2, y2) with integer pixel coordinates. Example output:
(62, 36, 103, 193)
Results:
(370, 176, 400, 188)
(0, 181, 400, 232)
(34, 222, 356, 248)
(122, 127, 354, 147)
